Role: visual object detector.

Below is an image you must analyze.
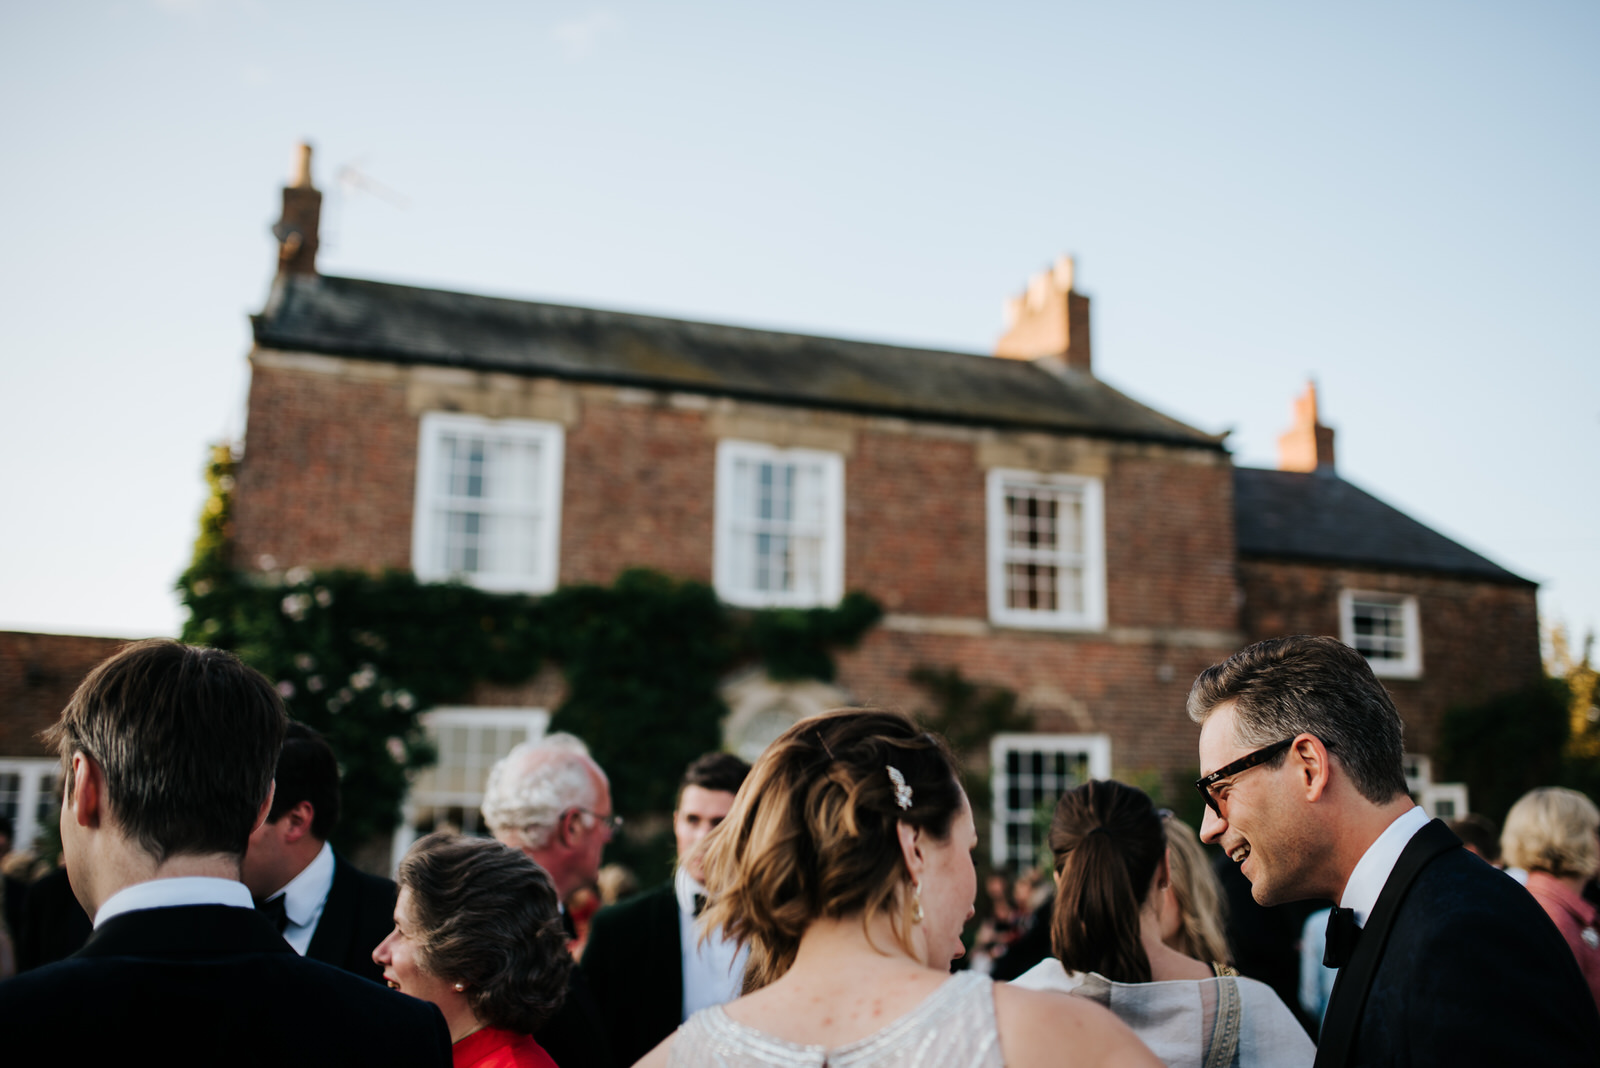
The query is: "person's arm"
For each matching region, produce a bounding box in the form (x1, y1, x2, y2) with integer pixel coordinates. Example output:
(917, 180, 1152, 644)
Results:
(992, 984, 1162, 1068)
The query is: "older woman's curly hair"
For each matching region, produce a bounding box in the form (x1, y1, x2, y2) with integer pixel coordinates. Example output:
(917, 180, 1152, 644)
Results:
(398, 832, 572, 1033)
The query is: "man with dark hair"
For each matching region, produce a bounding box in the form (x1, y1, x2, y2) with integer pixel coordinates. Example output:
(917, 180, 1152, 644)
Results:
(1190, 634, 1600, 1066)
(242, 721, 396, 982)
(0, 639, 451, 1066)
(582, 750, 751, 1068)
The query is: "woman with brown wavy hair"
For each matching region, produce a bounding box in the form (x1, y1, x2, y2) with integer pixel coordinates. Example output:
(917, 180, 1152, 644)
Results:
(1012, 780, 1311, 1068)
(374, 832, 573, 1068)
(637, 708, 1157, 1068)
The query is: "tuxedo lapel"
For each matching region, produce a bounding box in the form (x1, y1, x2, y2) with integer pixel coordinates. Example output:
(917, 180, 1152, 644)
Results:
(306, 855, 356, 967)
(1313, 819, 1461, 1068)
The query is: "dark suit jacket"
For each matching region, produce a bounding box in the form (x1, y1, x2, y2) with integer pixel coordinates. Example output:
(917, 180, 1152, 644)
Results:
(305, 851, 397, 983)
(1314, 819, 1600, 1067)
(536, 907, 615, 1068)
(0, 903, 452, 1066)
(582, 884, 683, 1067)
(15, 865, 92, 971)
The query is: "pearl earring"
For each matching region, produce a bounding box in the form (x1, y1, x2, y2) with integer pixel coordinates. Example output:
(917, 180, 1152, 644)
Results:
(912, 881, 924, 925)
(453, 982, 465, 992)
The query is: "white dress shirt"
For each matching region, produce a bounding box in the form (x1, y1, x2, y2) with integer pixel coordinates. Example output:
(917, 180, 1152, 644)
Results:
(94, 875, 254, 927)
(262, 839, 336, 954)
(674, 866, 748, 1021)
(1339, 805, 1430, 927)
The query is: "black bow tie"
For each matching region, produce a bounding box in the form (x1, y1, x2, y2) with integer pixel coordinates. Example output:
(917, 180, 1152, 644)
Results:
(256, 894, 290, 935)
(1323, 906, 1362, 969)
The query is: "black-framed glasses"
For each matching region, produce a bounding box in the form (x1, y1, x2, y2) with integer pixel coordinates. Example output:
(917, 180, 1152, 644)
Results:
(1193, 738, 1296, 816)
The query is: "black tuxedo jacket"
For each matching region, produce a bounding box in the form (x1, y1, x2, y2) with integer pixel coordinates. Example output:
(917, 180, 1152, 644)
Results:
(0, 903, 452, 1066)
(1314, 819, 1600, 1067)
(305, 851, 397, 983)
(582, 884, 683, 1068)
(536, 907, 615, 1068)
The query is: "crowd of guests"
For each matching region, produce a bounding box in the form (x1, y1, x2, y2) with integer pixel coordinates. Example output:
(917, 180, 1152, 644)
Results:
(1, 634, 1599, 1067)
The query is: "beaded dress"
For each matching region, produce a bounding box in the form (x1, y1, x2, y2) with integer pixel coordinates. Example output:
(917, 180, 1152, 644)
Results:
(667, 971, 1004, 1068)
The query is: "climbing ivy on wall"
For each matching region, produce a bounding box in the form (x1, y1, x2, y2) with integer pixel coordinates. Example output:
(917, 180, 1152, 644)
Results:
(178, 444, 882, 850)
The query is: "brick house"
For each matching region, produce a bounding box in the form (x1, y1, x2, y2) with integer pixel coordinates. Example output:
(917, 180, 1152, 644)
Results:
(223, 150, 1540, 865)
(0, 151, 1538, 867)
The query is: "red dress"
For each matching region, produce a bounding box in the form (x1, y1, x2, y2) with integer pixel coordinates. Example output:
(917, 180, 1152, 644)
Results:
(452, 1027, 559, 1068)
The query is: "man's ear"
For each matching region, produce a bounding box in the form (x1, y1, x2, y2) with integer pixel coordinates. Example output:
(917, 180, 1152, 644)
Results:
(895, 820, 925, 883)
(1292, 734, 1333, 802)
(280, 800, 316, 843)
(68, 752, 104, 829)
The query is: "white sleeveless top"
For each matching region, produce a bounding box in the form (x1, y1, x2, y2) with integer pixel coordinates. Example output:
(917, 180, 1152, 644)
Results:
(668, 971, 1004, 1068)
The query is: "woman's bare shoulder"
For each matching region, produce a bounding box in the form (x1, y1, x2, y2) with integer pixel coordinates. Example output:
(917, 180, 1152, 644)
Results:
(991, 982, 1161, 1068)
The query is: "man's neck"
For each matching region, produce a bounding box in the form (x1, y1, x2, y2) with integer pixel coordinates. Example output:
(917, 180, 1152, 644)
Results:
(77, 839, 244, 917)
(1331, 797, 1421, 903)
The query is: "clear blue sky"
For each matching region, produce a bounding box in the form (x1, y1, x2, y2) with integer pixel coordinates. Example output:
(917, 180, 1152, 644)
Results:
(3, 1, 1596, 661)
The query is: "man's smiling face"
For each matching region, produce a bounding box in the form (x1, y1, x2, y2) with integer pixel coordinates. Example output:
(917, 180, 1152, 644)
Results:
(1198, 700, 1321, 907)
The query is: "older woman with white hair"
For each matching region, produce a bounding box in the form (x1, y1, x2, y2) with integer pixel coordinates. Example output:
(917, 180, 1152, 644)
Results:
(1502, 786, 1600, 1012)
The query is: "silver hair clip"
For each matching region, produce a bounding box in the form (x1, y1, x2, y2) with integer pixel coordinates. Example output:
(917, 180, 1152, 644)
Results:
(887, 765, 913, 810)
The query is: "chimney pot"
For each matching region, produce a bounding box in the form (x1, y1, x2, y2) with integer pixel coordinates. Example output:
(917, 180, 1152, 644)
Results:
(1277, 380, 1337, 473)
(273, 141, 322, 276)
(993, 254, 1092, 372)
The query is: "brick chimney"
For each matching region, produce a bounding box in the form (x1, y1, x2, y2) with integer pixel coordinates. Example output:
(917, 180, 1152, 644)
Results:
(994, 255, 1092, 372)
(1277, 380, 1336, 473)
(272, 142, 321, 275)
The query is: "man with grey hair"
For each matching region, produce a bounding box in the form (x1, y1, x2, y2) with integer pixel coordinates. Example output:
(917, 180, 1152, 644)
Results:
(1190, 634, 1598, 1066)
(480, 732, 614, 1068)
(482, 732, 617, 907)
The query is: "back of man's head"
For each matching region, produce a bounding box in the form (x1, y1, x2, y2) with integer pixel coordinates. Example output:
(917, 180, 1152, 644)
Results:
(46, 639, 287, 862)
(1187, 634, 1409, 805)
(267, 721, 341, 841)
(481, 732, 602, 850)
(678, 751, 750, 805)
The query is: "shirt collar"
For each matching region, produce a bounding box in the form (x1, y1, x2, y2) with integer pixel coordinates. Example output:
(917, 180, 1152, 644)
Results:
(95, 876, 255, 927)
(265, 840, 335, 927)
(1339, 805, 1430, 926)
(674, 865, 706, 915)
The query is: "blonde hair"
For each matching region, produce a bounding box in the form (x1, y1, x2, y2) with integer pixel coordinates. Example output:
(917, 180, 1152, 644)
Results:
(698, 708, 964, 993)
(1162, 814, 1231, 964)
(1502, 787, 1600, 879)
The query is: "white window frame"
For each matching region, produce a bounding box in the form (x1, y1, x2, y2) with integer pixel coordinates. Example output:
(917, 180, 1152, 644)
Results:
(0, 757, 61, 858)
(713, 439, 845, 608)
(1340, 590, 1422, 679)
(986, 469, 1106, 630)
(1420, 783, 1469, 820)
(989, 732, 1112, 868)
(392, 707, 549, 873)
(412, 412, 565, 593)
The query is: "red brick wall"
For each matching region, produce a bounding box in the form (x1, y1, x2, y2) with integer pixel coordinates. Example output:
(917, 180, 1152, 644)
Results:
(0, 632, 133, 758)
(836, 627, 1236, 792)
(1238, 559, 1542, 756)
(234, 364, 418, 573)
(559, 401, 716, 585)
(846, 431, 987, 616)
(1105, 455, 1236, 631)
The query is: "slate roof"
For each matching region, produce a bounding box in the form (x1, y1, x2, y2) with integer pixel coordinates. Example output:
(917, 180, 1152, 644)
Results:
(1234, 467, 1530, 584)
(252, 273, 1223, 449)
